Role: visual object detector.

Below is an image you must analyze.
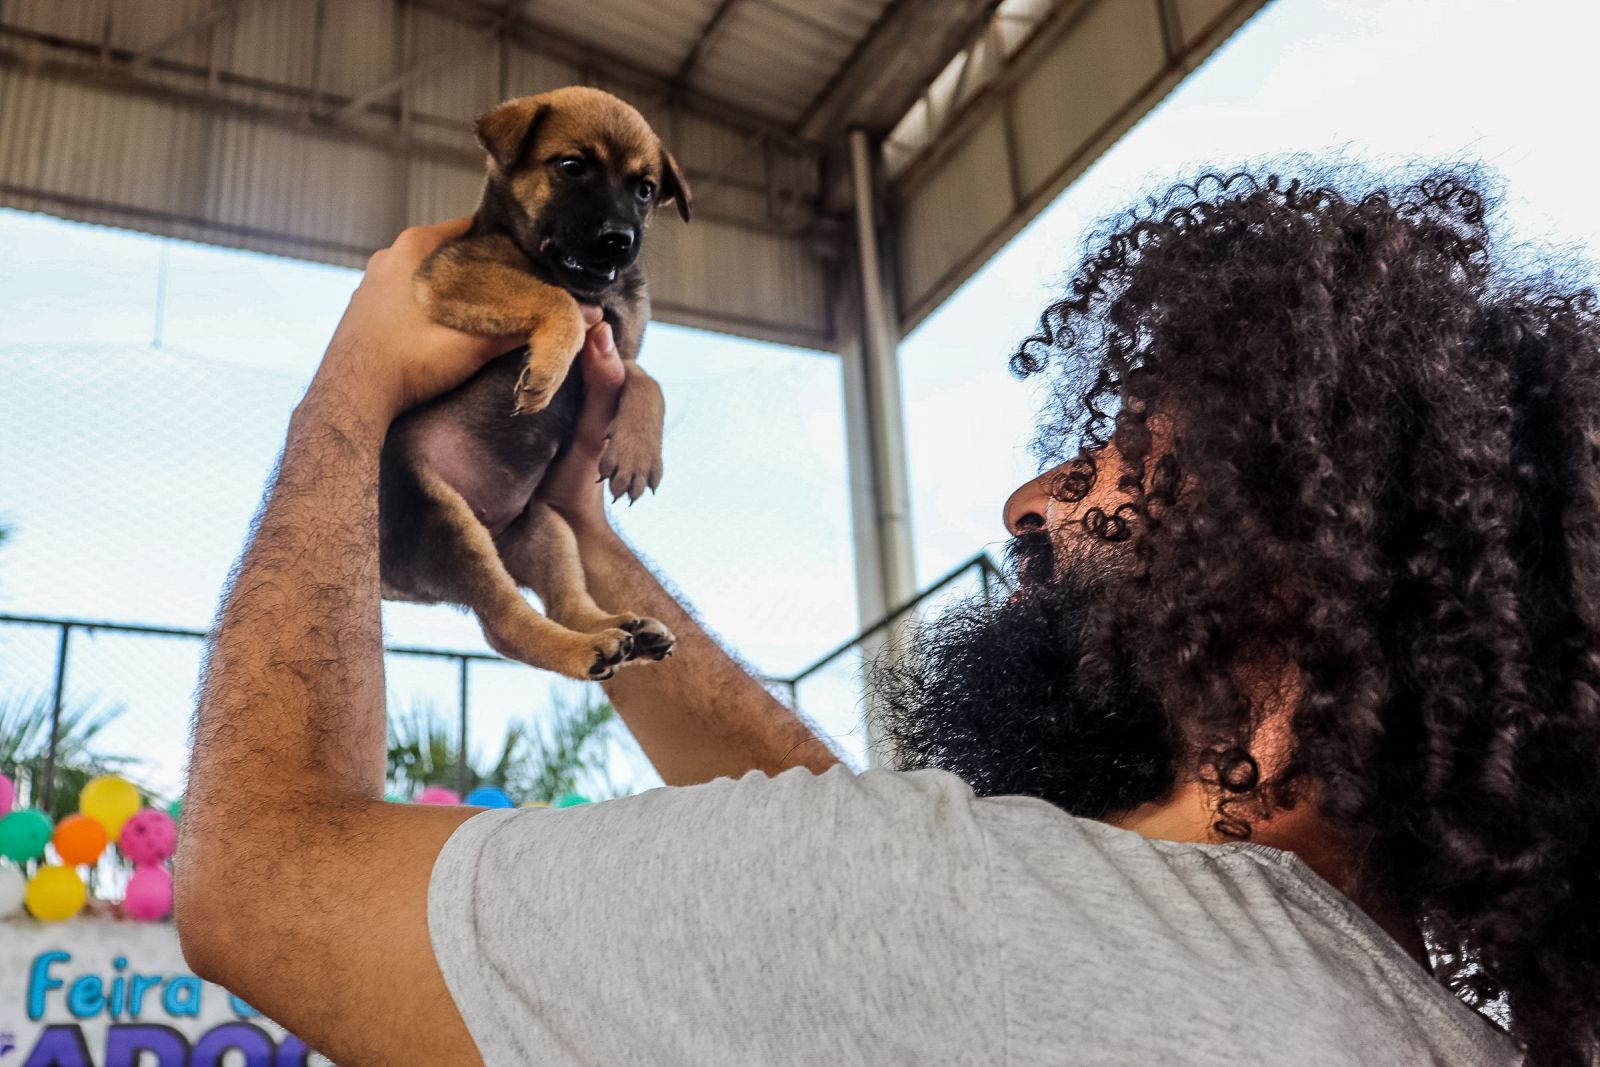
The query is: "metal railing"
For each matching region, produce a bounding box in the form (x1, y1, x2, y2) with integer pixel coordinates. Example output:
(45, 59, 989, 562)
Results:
(769, 552, 1009, 705)
(0, 553, 1008, 801)
(0, 611, 504, 804)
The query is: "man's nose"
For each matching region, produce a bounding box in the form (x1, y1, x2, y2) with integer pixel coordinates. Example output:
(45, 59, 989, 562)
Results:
(1003, 475, 1049, 536)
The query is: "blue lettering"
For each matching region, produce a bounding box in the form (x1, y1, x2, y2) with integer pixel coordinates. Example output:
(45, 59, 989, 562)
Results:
(27, 952, 70, 1021)
(22, 1024, 91, 1067)
(192, 1023, 275, 1067)
(66, 975, 104, 1019)
(129, 974, 163, 1017)
(230, 993, 261, 1018)
(105, 1024, 190, 1067)
(276, 1034, 313, 1066)
(162, 976, 202, 1017)
(109, 973, 127, 1016)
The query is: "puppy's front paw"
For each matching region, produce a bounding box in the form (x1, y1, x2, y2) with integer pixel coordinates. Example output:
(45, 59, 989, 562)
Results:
(599, 433, 663, 503)
(512, 312, 585, 415)
(513, 364, 562, 415)
(620, 617, 676, 661)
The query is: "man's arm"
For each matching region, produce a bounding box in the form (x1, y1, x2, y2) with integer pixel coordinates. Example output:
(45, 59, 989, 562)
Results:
(177, 221, 525, 1067)
(539, 322, 840, 786)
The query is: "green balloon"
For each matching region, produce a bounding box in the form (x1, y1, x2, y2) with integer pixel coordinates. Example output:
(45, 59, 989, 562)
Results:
(554, 793, 590, 809)
(0, 809, 53, 862)
(166, 797, 183, 822)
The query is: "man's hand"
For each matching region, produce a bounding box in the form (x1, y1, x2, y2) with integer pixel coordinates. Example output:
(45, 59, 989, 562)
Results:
(317, 218, 523, 420)
(537, 318, 627, 532)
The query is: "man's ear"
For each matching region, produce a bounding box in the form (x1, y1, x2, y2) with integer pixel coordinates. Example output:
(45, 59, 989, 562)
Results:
(475, 99, 550, 172)
(659, 148, 693, 223)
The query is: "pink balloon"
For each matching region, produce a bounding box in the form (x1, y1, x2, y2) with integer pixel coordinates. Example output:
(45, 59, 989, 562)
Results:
(123, 865, 172, 921)
(118, 810, 177, 866)
(0, 773, 13, 818)
(415, 786, 461, 805)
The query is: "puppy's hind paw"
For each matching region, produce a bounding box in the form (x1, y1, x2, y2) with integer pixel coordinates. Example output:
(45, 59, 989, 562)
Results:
(621, 617, 676, 661)
(586, 628, 635, 680)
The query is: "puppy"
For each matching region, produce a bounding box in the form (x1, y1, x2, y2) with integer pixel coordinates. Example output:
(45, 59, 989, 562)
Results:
(378, 87, 691, 681)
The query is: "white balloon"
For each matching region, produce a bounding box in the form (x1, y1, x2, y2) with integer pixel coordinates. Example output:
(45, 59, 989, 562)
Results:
(0, 863, 24, 918)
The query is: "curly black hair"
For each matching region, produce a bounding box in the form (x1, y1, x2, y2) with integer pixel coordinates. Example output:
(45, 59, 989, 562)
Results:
(1011, 167, 1600, 1066)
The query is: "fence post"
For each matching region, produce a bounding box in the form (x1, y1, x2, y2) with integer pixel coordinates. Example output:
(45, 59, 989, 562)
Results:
(456, 655, 470, 796)
(41, 623, 71, 811)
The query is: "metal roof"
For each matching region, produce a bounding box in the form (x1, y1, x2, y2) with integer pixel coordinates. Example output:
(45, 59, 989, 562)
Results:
(0, 0, 1271, 349)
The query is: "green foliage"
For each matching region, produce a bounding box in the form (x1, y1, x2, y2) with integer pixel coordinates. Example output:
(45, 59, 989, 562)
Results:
(387, 695, 624, 803)
(0, 692, 139, 822)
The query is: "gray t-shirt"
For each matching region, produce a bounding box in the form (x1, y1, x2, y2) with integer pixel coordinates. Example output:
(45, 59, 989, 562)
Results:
(428, 765, 1523, 1066)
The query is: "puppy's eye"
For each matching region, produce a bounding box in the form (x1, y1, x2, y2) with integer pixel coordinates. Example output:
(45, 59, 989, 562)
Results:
(557, 157, 586, 177)
(636, 180, 657, 202)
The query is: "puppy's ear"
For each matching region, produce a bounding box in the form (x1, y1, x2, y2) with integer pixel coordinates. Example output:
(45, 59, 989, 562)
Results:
(475, 99, 550, 172)
(659, 148, 693, 223)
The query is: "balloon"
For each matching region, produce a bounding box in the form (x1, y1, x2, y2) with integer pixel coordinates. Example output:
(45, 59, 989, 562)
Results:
(415, 786, 460, 805)
(119, 810, 177, 866)
(554, 793, 590, 808)
(0, 809, 53, 863)
(465, 786, 513, 808)
(80, 775, 141, 837)
(123, 865, 173, 922)
(166, 797, 182, 822)
(518, 801, 550, 809)
(25, 865, 85, 922)
(52, 814, 108, 867)
(0, 772, 13, 817)
(0, 864, 24, 918)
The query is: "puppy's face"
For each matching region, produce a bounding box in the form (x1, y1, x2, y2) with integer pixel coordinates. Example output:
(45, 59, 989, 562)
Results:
(475, 88, 693, 300)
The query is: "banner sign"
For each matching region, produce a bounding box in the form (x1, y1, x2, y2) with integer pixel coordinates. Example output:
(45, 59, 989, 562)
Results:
(1, 917, 331, 1066)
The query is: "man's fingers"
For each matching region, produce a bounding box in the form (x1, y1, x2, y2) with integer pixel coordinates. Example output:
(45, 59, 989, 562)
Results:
(579, 303, 604, 328)
(574, 324, 625, 448)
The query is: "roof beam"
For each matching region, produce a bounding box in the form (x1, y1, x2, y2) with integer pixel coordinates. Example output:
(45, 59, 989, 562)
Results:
(796, 0, 997, 141)
(325, 14, 505, 123)
(403, 0, 814, 150)
(671, 0, 745, 90)
(129, 0, 260, 70)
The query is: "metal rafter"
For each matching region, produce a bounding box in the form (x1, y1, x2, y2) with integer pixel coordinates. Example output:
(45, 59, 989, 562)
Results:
(797, 0, 998, 141)
(671, 0, 746, 91)
(129, 0, 260, 69)
(326, 13, 507, 122)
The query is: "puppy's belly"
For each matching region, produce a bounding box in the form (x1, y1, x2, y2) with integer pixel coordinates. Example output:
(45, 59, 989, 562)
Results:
(411, 419, 545, 536)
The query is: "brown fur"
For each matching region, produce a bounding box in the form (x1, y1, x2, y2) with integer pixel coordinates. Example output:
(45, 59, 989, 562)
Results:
(377, 87, 691, 680)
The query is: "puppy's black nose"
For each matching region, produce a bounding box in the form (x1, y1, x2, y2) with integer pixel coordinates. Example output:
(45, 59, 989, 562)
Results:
(597, 224, 635, 255)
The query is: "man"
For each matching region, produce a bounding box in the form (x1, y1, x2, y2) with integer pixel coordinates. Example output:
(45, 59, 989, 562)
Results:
(177, 170, 1599, 1066)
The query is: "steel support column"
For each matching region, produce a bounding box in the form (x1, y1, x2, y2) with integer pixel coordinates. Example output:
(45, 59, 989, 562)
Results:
(840, 128, 916, 768)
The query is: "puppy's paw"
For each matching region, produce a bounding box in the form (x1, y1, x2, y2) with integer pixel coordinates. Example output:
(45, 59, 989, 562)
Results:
(599, 433, 663, 504)
(512, 311, 586, 415)
(583, 628, 635, 680)
(512, 363, 563, 415)
(620, 617, 676, 661)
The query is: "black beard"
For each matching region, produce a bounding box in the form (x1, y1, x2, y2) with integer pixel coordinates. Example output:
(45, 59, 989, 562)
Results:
(870, 533, 1176, 820)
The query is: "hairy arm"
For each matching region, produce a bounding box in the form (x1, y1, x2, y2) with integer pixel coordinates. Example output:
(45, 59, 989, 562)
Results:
(540, 324, 840, 785)
(177, 221, 524, 1067)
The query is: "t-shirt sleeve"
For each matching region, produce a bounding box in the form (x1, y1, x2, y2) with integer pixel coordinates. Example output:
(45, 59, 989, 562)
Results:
(426, 764, 1006, 1067)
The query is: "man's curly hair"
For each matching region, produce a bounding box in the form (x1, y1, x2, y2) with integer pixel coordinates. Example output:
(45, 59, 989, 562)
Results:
(1012, 167, 1600, 1065)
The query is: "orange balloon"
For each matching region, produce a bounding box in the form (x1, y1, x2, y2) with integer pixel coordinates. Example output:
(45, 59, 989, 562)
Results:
(52, 814, 108, 867)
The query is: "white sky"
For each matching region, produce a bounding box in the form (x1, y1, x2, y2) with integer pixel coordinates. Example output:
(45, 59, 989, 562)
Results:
(3, 0, 1598, 796)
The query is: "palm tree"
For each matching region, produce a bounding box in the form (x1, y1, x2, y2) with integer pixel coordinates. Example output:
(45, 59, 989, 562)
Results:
(387, 695, 626, 803)
(0, 692, 139, 822)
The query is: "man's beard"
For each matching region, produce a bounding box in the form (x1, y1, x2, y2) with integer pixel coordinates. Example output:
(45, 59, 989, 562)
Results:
(870, 531, 1176, 820)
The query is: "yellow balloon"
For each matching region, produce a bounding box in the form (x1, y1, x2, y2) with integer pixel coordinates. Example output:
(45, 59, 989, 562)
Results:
(25, 865, 86, 922)
(80, 775, 141, 837)
(518, 801, 550, 809)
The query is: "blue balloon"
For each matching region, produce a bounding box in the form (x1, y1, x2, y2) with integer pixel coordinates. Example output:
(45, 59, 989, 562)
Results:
(554, 793, 590, 809)
(465, 786, 514, 808)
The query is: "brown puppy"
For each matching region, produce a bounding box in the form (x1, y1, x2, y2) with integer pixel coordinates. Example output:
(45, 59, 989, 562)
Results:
(378, 87, 692, 680)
